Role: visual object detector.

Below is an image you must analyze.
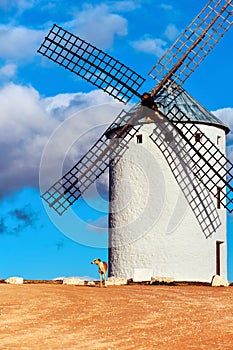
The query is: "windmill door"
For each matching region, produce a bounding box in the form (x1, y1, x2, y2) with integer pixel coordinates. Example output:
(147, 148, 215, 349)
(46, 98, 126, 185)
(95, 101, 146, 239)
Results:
(216, 241, 224, 276)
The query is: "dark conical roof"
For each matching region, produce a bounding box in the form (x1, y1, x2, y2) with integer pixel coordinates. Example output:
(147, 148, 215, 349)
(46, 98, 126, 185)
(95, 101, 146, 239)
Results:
(154, 86, 230, 134)
(107, 86, 229, 136)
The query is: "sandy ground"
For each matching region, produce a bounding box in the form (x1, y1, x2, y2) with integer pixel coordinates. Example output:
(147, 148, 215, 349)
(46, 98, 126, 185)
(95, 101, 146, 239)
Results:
(0, 283, 233, 350)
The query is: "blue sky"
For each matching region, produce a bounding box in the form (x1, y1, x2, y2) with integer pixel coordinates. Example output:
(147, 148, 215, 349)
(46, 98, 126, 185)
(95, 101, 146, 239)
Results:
(0, 0, 233, 280)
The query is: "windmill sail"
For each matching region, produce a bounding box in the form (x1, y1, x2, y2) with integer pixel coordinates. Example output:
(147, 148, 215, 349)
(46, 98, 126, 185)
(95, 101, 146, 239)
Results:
(149, 0, 233, 96)
(37, 24, 145, 103)
(150, 105, 233, 213)
(38, 0, 233, 220)
(149, 113, 221, 238)
(41, 107, 142, 215)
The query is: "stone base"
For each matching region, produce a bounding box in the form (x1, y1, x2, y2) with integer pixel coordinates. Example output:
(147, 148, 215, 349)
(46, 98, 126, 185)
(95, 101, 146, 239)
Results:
(5, 277, 24, 284)
(211, 275, 229, 287)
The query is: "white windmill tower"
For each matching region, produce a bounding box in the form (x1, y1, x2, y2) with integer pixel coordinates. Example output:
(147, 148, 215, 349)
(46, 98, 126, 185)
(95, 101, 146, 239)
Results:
(38, 0, 233, 283)
(108, 87, 229, 282)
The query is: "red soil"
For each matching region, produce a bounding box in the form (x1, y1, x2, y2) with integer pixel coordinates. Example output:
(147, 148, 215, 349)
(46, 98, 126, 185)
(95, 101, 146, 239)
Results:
(0, 283, 232, 349)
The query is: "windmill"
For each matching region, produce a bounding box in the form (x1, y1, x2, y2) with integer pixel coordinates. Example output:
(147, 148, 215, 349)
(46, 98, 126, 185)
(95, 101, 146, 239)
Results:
(38, 0, 233, 282)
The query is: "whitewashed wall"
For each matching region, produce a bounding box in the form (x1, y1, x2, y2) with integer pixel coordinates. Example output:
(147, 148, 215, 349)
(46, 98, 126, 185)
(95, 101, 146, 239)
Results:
(108, 122, 227, 282)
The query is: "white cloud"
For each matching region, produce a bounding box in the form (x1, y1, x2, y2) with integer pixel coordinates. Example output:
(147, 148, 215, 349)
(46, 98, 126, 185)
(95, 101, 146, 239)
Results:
(0, 83, 55, 196)
(111, 0, 141, 12)
(43, 90, 114, 120)
(212, 107, 233, 133)
(160, 3, 173, 11)
(0, 83, 122, 198)
(0, 63, 17, 78)
(212, 107, 233, 144)
(130, 37, 167, 57)
(0, 25, 45, 60)
(164, 24, 180, 41)
(0, 0, 35, 11)
(39, 94, 123, 192)
(0, 83, 49, 137)
(66, 4, 128, 49)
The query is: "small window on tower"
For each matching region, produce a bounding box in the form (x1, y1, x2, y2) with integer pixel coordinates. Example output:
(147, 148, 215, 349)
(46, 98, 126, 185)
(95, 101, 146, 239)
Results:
(217, 135, 221, 146)
(136, 134, 143, 144)
(195, 132, 202, 143)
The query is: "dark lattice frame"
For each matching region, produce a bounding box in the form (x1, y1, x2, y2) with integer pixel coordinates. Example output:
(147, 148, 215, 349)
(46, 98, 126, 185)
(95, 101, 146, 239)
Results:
(41, 108, 142, 215)
(149, 114, 221, 237)
(37, 24, 145, 103)
(150, 105, 233, 213)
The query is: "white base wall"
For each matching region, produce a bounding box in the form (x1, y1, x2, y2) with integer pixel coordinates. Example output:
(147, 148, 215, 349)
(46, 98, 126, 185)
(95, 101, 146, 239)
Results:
(108, 122, 227, 282)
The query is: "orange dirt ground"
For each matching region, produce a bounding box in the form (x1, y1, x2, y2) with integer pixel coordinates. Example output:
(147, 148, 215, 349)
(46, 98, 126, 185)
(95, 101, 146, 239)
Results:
(0, 283, 233, 349)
